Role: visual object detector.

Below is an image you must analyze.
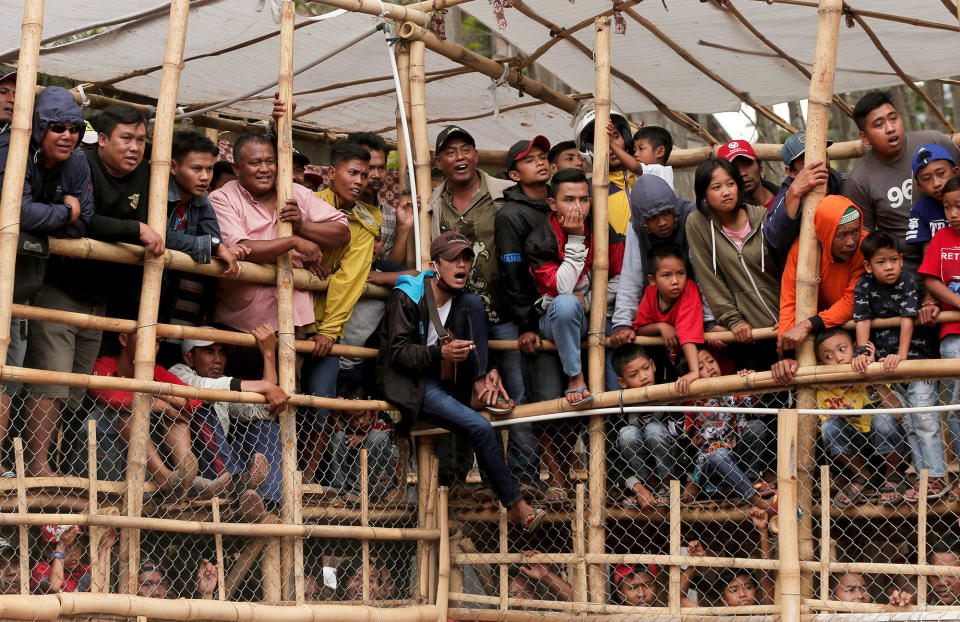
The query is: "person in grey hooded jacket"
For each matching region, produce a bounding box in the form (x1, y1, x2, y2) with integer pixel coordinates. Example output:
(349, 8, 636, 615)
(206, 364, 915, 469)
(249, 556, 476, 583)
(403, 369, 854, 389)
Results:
(609, 175, 714, 348)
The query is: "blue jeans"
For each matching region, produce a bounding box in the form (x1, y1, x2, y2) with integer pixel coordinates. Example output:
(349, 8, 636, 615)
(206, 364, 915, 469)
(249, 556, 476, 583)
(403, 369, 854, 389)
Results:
(232, 419, 284, 503)
(539, 294, 587, 379)
(328, 428, 395, 500)
(820, 414, 906, 458)
(421, 376, 521, 508)
(700, 447, 756, 502)
(489, 321, 539, 485)
(618, 421, 676, 492)
(301, 348, 341, 431)
(941, 335, 960, 468)
(896, 380, 946, 478)
(738, 418, 769, 482)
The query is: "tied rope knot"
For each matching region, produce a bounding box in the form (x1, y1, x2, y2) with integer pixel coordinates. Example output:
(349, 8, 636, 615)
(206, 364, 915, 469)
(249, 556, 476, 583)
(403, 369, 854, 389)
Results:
(487, 62, 511, 120)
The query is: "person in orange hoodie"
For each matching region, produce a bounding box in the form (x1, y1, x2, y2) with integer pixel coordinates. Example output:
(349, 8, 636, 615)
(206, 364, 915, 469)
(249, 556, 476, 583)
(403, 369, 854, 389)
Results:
(772, 195, 867, 384)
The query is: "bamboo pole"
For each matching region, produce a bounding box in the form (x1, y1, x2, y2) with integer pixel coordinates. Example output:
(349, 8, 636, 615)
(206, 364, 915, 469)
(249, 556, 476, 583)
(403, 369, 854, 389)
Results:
(13, 438, 27, 595)
(436, 487, 450, 622)
(426, 455, 440, 604)
(212, 498, 226, 600)
(120, 0, 189, 596)
(293, 471, 305, 604)
(794, 0, 842, 604)
(273, 0, 298, 604)
(586, 16, 611, 606)
(262, 536, 282, 605)
(453, 553, 779, 570)
(449, 609, 778, 622)
(573, 483, 587, 603)
(917, 469, 929, 606)
(225, 537, 268, 600)
(669, 480, 681, 613)
(0, 0, 43, 372)
(361, 448, 370, 604)
(448, 591, 781, 615)
(87, 421, 100, 594)
(498, 504, 508, 612)
(408, 39, 432, 267)
(777, 409, 802, 622)
(800, 560, 960, 577)
(818, 465, 830, 602)
(415, 437, 431, 601)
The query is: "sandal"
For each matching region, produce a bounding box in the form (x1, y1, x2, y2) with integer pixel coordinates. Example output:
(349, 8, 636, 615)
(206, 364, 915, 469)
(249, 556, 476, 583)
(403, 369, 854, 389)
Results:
(947, 481, 960, 503)
(753, 481, 777, 500)
(564, 386, 594, 408)
(522, 507, 548, 532)
(484, 394, 515, 416)
(833, 476, 868, 509)
(653, 487, 671, 508)
(544, 486, 570, 506)
(928, 477, 949, 502)
(878, 478, 906, 506)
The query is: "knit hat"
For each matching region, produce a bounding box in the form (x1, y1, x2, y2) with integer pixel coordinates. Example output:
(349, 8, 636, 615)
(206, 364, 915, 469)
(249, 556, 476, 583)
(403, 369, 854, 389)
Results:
(838, 206, 860, 226)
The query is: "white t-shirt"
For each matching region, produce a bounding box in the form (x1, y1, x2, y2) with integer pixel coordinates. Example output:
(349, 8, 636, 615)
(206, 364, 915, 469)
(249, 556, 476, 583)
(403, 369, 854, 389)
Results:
(426, 298, 452, 346)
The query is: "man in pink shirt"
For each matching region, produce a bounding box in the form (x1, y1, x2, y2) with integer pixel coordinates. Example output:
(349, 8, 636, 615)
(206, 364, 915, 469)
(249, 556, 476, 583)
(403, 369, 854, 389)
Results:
(210, 134, 350, 333)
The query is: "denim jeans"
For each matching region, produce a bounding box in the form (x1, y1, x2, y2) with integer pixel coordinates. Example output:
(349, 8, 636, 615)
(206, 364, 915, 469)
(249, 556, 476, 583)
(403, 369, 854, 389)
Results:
(738, 418, 769, 482)
(421, 376, 521, 508)
(941, 335, 960, 467)
(489, 321, 539, 485)
(701, 447, 756, 502)
(232, 419, 284, 503)
(896, 380, 946, 478)
(328, 428, 395, 500)
(539, 294, 587, 379)
(820, 414, 906, 458)
(301, 349, 341, 431)
(618, 421, 677, 492)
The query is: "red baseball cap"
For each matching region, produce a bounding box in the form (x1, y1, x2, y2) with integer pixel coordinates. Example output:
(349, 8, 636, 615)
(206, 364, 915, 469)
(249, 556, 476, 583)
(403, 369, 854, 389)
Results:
(717, 140, 758, 163)
(505, 135, 551, 170)
(612, 563, 658, 586)
(41, 525, 80, 545)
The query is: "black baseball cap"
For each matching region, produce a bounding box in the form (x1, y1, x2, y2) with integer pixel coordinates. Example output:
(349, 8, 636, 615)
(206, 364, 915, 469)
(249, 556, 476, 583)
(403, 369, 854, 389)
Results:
(292, 148, 310, 167)
(547, 140, 578, 163)
(430, 231, 474, 261)
(435, 125, 475, 153)
(0, 70, 15, 84)
(505, 135, 550, 171)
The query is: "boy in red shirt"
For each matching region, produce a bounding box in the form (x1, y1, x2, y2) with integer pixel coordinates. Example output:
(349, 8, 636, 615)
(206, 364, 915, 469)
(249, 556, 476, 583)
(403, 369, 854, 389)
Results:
(632, 245, 703, 393)
(31, 525, 116, 593)
(919, 175, 960, 500)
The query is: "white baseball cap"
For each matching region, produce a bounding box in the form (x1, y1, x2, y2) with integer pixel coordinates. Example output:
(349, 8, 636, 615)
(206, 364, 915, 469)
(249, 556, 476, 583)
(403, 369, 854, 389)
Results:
(180, 327, 217, 355)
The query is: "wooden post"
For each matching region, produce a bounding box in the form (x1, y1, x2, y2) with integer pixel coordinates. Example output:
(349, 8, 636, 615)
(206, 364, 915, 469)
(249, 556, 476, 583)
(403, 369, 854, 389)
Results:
(586, 15, 611, 606)
(393, 39, 418, 269)
(361, 448, 370, 604)
(427, 455, 440, 603)
(436, 487, 450, 622)
(293, 470, 304, 604)
(120, 0, 190, 595)
(14, 439, 27, 595)
(917, 469, 929, 606)
(573, 483, 587, 603)
(262, 537, 282, 604)
(819, 465, 830, 602)
(498, 505, 508, 612)
(0, 0, 43, 369)
(669, 480, 681, 613)
(407, 39, 433, 267)
(273, 0, 300, 604)
(87, 421, 100, 593)
(416, 437, 431, 602)
(793, 0, 842, 603)
(212, 499, 226, 601)
(777, 409, 801, 622)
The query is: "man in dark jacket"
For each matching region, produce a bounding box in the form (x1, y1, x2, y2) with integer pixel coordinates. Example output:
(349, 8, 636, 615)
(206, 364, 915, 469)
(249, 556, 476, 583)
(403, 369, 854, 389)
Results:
(0, 86, 94, 477)
(493, 136, 552, 493)
(377, 231, 546, 531)
(24, 103, 162, 477)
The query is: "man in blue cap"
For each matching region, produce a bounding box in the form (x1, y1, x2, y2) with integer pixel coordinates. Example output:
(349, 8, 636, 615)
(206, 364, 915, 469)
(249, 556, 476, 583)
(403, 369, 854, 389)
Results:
(905, 144, 960, 255)
(765, 130, 845, 253)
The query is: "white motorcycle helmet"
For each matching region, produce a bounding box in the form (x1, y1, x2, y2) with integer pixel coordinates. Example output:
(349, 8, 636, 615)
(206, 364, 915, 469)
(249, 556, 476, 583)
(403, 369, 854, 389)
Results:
(573, 100, 634, 166)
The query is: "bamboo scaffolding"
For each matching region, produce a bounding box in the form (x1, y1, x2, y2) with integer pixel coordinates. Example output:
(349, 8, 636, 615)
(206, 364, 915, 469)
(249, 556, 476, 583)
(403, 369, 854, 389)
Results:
(436, 487, 450, 622)
(777, 409, 802, 622)
(449, 609, 779, 622)
(212, 498, 226, 600)
(293, 470, 305, 604)
(87, 421, 100, 594)
(361, 449, 370, 604)
(426, 455, 440, 604)
(917, 469, 929, 606)
(498, 504, 507, 612)
(273, 0, 298, 604)
(623, 7, 798, 133)
(818, 465, 830, 602)
(573, 483, 587, 603)
(847, 11, 956, 132)
(0, 0, 43, 374)
(448, 591, 781, 615)
(668, 480, 681, 614)
(452, 553, 778, 570)
(586, 16, 611, 606)
(415, 437, 431, 601)
(794, 0, 842, 605)
(407, 38, 433, 266)
(13, 439, 26, 596)
(799, 560, 960, 577)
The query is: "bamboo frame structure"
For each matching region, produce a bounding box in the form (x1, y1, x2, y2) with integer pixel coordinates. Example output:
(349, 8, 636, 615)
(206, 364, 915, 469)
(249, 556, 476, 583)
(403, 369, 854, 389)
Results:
(407, 38, 433, 266)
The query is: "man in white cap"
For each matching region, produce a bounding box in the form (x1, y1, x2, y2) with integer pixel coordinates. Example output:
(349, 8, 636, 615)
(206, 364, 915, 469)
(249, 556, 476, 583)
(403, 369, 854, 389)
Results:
(169, 324, 287, 505)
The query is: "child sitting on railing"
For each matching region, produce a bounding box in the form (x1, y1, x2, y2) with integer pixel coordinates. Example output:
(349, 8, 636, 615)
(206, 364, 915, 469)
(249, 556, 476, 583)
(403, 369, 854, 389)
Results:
(814, 328, 907, 507)
(680, 348, 775, 514)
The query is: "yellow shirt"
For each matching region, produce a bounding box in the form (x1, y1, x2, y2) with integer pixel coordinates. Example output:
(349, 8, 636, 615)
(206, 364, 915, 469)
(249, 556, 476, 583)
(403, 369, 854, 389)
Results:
(816, 385, 882, 434)
(607, 169, 635, 236)
(309, 188, 382, 339)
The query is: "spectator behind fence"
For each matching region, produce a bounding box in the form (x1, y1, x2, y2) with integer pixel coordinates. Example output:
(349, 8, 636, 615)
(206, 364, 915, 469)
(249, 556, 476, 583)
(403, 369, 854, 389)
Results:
(904, 145, 959, 255)
(209, 133, 349, 333)
(928, 535, 960, 605)
(717, 140, 778, 211)
(681, 348, 774, 512)
(774, 196, 867, 384)
(0, 536, 20, 595)
(919, 175, 960, 501)
(137, 560, 171, 599)
(333, 557, 381, 601)
(765, 130, 845, 253)
(327, 381, 395, 505)
(169, 324, 287, 506)
(31, 525, 116, 594)
(833, 572, 914, 606)
(844, 90, 960, 273)
(24, 103, 158, 478)
(506, 550, 574, 608)
(813, 328, 907, 507)
(348, 132, 409, 266)
(687, 157, 781, 371)
(611, 345, 676, 508)
(376, 231, 546, 532)
(0, 85, 93, 476)
(547, 140, 587, 175)
(852, 231, 944, 502)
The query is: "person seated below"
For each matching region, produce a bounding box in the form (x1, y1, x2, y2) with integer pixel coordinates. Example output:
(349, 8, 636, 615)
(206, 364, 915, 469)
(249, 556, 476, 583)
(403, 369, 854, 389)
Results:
(31, 525, 116, 594)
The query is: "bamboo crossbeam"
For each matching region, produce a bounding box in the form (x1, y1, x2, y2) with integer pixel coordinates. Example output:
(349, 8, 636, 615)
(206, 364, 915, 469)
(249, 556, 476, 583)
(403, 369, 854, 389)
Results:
(452, 552, 779, 570)
(448, 591, 781, 615)
(0, 512, 439, 540)
(449, 609, 778, 622)
(753, 0, 960, 33)
(803, 599, 960, 613)
(799, 560, 960, 577)
(624, 7, 798, 134)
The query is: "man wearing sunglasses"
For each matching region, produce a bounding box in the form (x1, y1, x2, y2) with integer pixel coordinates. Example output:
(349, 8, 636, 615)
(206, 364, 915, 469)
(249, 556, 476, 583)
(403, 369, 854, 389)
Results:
(0, 85, 94, 478)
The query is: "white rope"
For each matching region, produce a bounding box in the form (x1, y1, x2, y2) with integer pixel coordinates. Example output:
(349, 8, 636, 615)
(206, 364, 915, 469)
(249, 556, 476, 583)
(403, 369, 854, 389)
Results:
(410, 401, 960, 437)
(75, 84, 90, 108)
(486, 61, 511, 121)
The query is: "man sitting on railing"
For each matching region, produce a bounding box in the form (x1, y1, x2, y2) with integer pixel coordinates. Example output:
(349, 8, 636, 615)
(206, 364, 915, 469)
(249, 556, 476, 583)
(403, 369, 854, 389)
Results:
(169, 324, 288, 507)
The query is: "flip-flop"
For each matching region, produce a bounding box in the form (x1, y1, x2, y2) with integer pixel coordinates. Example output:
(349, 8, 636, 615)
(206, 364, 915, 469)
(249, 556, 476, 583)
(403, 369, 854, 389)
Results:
(544, 486, 570, 506)
(833, 476, 868, 509)
(484, 395, 515, 416)
(522, 507, 548, 532)
(564, 386, 594, 408)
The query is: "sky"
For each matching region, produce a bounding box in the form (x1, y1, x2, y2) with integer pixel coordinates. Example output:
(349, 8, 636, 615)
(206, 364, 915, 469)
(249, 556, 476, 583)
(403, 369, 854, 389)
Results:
(715, 101, 808, 142)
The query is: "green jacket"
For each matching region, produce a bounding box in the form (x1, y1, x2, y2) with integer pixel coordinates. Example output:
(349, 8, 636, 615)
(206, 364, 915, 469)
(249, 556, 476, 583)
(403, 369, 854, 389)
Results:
(685, 202, 781, 331)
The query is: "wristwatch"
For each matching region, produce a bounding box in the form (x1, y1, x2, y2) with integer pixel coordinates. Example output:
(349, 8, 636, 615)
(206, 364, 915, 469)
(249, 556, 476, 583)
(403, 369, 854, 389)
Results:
(211, 236, 221, 252)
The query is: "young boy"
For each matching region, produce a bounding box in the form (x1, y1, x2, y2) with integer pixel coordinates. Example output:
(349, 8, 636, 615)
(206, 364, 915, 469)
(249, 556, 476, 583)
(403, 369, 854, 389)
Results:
(919, 175, 960, 501)
(681, 348, 774, 512)
(31, 525, 117, 594)
(328, 381, 396, 505)
(546, 140, 587, 175)
(814, 328, 906, 507)
(611, 563, 696, 608)
(852, 231, 945, 501)
(632, 246, 703, 394)
(904, 145, 958, 254)
(611, 345, 678, 508)
(606, 122, 676, 191)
